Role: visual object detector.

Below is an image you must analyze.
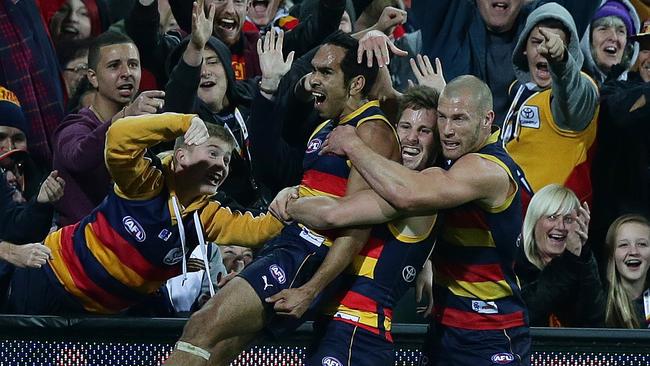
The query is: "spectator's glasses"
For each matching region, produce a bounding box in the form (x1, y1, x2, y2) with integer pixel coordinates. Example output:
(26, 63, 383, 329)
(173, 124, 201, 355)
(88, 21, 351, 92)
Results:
(63, 63, 88, 74)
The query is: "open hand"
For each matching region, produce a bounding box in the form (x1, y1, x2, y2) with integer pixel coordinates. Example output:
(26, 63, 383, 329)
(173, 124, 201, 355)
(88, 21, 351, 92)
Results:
(257, 29, 295, 93)
(184, 116, 209, 145)
(565, 202, 590, 257)
(358, 30, 408, 68)
(409, 55, 446, 92)
(190, 0, 216, 50)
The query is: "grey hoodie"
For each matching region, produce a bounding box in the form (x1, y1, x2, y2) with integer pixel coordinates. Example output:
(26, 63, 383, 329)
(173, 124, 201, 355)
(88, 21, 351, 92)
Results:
(580, 0, 640, 85)
(510, 3, 599, 132)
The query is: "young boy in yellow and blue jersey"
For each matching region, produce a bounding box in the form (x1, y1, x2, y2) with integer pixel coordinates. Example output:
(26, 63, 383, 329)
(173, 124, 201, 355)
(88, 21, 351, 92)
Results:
(7, 113, 283, 315)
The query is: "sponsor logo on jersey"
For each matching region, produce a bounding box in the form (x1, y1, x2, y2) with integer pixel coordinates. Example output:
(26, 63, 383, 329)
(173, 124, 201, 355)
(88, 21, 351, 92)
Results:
(123, 216, 146, 242)
(262, 275, 274, 291)
(491, 353, 515, 364)
(472, 300, 499, 314)
(163, 248, 184, 265)
(158, 229, 172, 241)
(306, 138, 322, 153)
(269, 264, 286, 284)
(402, 265, 417, 283)
(299, 227, 325, 247)
(518, 105, 540, 129)
(333, 311, 360, 322)
(322, 356, 343, 366)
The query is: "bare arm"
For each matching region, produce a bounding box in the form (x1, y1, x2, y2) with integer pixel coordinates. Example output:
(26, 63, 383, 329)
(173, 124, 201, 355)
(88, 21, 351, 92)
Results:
(269, 118, 400, 317)
(286, 189, 399, 230)
(321, 125, 513, 213)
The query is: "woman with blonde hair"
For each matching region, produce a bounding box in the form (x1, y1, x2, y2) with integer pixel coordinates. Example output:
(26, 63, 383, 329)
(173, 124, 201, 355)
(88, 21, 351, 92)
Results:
(515, 184, 605, 327)
(605, 214, 650, 328)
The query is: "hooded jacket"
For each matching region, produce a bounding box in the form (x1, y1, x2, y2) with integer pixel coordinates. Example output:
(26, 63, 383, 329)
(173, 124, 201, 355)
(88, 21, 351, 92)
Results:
(503, 3, 600, 209)
(580, 0, 641, 85)
(164, 36, 267, 209)
(510, 2, 599, 132)
(411, 0, 600, 126)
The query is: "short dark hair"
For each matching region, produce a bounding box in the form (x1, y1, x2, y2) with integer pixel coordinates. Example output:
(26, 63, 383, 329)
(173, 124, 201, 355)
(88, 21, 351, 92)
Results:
(174, 122, 236, 151)
(88, 31, 135, 70)
(398, 85, 439, 118)
(324, 31, 378, 96)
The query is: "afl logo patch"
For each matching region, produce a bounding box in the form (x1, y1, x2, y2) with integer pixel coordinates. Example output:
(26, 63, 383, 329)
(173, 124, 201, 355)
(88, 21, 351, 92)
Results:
(163, 248, 184, 265)
(402, 265, 416, 283)
(269, 264, 286, 284)
(122, 216, 146, 242)
(322, 356, 342, 366)
(306, 138, 322, 153)
(491, 353, 515, 364)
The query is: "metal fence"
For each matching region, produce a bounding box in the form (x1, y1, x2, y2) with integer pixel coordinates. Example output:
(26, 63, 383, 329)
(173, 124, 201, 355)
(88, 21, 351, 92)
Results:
(0, 316, 649, 365)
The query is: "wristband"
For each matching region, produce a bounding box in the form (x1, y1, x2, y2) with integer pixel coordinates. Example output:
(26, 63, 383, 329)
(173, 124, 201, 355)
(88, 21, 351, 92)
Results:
(175, 341, 211, 360)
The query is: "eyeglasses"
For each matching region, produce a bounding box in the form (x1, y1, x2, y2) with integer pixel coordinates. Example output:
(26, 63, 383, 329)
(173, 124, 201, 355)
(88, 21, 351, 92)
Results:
(63, 64, 88, 74)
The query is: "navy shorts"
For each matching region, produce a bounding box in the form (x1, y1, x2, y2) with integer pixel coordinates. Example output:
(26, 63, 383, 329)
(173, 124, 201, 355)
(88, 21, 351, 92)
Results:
(7, 264, 85, 315)
(238, 224, 330, 331)
(305, 318, 394, 366)
(419, 322, 531, 366)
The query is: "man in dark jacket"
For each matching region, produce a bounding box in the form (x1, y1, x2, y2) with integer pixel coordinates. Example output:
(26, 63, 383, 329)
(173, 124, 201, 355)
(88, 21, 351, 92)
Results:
(411, 0, 600, 126)
(126, 0, 347, 86)
(164, 1, 267, 208)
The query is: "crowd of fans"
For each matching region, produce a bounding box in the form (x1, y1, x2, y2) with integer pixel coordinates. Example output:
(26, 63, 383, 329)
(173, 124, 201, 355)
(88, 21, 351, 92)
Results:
(1, 0, 650, 360)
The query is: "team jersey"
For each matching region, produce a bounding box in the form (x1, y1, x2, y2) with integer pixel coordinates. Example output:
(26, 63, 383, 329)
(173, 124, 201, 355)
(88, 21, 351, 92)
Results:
(298, 100, 395, 245)
(44, 114, 283, 314)
(434, 130, 528, 330)
(323, 218, 437, 341)
(503, 77, 598, 209)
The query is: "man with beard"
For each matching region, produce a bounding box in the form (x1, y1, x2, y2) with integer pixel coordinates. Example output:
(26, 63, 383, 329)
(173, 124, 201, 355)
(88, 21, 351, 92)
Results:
(52, 31, 166, 226)
(164, 31, 400, 366)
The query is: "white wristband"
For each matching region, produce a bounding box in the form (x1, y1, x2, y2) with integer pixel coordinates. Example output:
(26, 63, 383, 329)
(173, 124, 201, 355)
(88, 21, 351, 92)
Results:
(175, 341, 211, 361)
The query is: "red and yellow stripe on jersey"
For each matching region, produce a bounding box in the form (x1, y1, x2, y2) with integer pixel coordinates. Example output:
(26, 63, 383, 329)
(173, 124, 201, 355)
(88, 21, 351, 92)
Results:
(506, 75, 598, 209)
(298, 100, 395, 245)
(323, 217, 436, 341)
(43, 114, 283, 314)
(434, 130, 528, 330)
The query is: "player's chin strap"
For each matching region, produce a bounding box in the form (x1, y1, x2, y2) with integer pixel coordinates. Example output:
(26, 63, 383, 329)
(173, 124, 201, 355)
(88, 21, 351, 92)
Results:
(175, 341, 211, 361)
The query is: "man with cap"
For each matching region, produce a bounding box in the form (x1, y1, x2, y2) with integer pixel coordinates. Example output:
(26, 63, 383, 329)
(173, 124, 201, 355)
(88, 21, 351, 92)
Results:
(0, 85, 65, 304)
